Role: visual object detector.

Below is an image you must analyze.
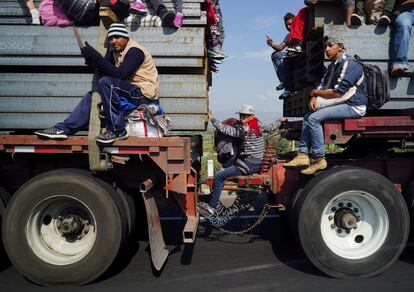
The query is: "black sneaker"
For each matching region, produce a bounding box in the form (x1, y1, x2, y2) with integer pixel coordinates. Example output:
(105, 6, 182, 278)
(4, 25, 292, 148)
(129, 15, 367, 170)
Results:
(276, 83, 285, 91)
(197, 202, 217, 218)
(279, 90, 293, 100)
(351, 14, 365, 26)
(378, 15, 391, 26)
(35, 127, 68, 139)
(96, 129, 128, 144)
(157, 6, 175, 27)
(283, 50, 301, 59)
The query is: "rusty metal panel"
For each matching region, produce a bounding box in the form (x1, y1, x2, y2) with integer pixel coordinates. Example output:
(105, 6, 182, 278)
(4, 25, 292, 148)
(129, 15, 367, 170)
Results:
(167, 147, 185, 160)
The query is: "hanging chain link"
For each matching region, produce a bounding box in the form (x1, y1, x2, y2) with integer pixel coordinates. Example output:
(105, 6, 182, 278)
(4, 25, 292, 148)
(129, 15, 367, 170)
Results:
(205, 128, 290, 235)
(216, 203, 273, 235)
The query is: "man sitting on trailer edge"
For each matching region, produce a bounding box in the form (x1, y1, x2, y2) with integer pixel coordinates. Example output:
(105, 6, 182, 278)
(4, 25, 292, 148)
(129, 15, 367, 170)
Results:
(284, 36, 368, 175)
(35, 23, 161, 143)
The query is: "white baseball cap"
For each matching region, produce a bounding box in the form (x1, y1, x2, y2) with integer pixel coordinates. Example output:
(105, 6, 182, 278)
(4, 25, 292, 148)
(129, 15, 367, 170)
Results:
(236, 104, 255, 115)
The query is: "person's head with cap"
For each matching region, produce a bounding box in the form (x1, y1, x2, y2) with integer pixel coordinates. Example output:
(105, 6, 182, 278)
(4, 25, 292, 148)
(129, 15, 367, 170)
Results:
(107, 23, 130, 53)
(236, 104, 255, 122)
(324, 35, 345, 61)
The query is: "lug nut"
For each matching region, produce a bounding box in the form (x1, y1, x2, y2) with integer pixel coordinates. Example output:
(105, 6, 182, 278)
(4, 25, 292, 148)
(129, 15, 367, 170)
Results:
(328, 215, 333, 221)
(331, 207, 337, 212)
(354, 208, 359, 213)
(337, 229, 342, 234)
(347, 203, 352, 208)
(339, 202, 344, 207)
(346, 229, 351, 234)
(356, 216, 361, 221)
(331, 224, 336, 229)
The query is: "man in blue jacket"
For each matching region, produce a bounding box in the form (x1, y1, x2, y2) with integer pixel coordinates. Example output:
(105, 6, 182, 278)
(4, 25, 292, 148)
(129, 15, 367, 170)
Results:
(35, 23, 161, 143)
(284, 36, 368, 175)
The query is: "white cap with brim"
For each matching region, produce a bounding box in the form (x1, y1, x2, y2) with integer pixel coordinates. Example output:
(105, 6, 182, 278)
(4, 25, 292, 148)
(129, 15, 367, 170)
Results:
(107, 23, 129, 38)
(236, 104, 255, 115)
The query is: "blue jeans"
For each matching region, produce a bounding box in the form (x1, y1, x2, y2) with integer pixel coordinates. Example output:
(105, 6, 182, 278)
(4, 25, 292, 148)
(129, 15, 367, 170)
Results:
(271, 50, 293, 90)
(56, 77, 157, 134)
(299, 103, 361, 158)
(391, 9, 414, 69)
(209, 161, 261, 209)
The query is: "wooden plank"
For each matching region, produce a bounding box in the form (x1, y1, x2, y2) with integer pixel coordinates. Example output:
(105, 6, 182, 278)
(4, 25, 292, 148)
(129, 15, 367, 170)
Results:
(0, 55, 204, 67)
(0, 26, 205, 57)
(0, 97, 208, 114)
(0, 16, 207, 26)
(324, 25, 414, 60)
(0, 113, 207, 131)
(0, 73, 207, 98)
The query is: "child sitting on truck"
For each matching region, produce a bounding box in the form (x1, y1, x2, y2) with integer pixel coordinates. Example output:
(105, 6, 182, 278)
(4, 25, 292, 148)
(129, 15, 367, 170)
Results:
(284, 36, 368, 175)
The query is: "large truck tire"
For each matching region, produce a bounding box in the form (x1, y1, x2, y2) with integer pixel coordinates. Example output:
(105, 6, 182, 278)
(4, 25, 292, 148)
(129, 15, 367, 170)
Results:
(295, 166, 410, 278)
(2, 169, 128, 286)
(404, 179, 414, 236)
(0, 187, 11, 260)
(61, 169, 136, 240)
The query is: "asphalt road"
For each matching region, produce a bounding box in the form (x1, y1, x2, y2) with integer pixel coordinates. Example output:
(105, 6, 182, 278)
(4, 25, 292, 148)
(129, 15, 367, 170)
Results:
(1, 210, 414, 292)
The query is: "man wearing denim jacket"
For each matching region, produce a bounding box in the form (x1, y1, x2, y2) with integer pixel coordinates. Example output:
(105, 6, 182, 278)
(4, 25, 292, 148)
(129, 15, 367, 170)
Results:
(284, 36, 368, 175)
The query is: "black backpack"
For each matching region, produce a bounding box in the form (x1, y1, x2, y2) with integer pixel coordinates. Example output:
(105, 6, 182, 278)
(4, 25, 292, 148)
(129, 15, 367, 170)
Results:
(57, 0, 99, 25)
(214, 121, 244, 168)
(354, 55, 390, 109)
(99, 0, 131, 19)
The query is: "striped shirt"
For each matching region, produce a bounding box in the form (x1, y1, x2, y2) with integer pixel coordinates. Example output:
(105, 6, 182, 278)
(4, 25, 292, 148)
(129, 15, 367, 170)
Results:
(211, 118, 282, 163)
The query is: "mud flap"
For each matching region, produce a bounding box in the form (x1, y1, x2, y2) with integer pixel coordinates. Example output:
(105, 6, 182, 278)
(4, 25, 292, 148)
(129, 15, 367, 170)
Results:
(141, 191, 169, 271)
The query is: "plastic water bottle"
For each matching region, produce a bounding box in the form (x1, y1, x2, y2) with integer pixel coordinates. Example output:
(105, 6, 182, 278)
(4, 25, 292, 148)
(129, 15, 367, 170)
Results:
(207, 160, 214, 177)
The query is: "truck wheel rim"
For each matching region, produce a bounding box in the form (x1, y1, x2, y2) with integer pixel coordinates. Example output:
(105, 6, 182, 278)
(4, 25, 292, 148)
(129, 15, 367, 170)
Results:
(320, 191, 389, 260)
(26, 195, 97, 265)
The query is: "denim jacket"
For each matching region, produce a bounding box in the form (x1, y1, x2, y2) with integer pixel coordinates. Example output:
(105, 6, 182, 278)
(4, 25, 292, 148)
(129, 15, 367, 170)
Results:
(318, 52, 368, 106)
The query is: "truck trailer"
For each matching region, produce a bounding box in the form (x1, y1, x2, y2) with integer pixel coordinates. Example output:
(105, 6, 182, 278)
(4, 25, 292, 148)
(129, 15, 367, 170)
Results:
(0, 0, 414, 286)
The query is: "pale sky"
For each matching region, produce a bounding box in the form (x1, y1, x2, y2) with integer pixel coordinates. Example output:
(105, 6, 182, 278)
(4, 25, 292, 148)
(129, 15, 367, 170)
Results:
(209, 0, 304, 120)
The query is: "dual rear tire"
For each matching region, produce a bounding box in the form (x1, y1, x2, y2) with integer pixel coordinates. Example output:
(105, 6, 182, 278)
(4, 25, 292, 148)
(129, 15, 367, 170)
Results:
(0, 187, 11, 260)
(290, 166, 410, 278)
(2, 169, 135, 286)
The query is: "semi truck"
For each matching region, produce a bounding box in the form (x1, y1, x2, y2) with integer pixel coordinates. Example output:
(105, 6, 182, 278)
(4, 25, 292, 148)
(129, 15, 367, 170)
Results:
(0, 0, 414, 285)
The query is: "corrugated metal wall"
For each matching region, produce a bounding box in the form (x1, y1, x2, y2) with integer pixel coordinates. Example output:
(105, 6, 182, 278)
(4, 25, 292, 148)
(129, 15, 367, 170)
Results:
(0, 0, 210, 131)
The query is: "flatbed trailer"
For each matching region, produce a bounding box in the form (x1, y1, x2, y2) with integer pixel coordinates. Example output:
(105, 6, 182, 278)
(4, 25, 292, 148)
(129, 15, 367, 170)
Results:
(1, 0, 414, 286)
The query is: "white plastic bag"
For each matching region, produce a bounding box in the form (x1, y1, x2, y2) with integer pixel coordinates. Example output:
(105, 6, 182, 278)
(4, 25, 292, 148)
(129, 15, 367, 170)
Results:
(316, 86, 357, 109)
(125, 111, 163, 138)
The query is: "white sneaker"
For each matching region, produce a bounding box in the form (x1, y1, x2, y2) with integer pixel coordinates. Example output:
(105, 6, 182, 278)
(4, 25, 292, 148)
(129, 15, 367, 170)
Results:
(30, 9, 40, 25)
(351, 14, 365, 26)
(378, 15, 391, 26)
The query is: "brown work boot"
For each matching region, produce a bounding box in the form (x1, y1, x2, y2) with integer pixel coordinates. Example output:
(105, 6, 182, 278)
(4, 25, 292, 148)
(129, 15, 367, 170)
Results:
(301, 158, 327, 175)
(284, 154, 310, 168)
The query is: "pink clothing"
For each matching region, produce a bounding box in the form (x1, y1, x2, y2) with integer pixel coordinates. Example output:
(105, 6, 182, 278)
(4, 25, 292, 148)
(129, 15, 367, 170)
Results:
(39, 0, 73, 26)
